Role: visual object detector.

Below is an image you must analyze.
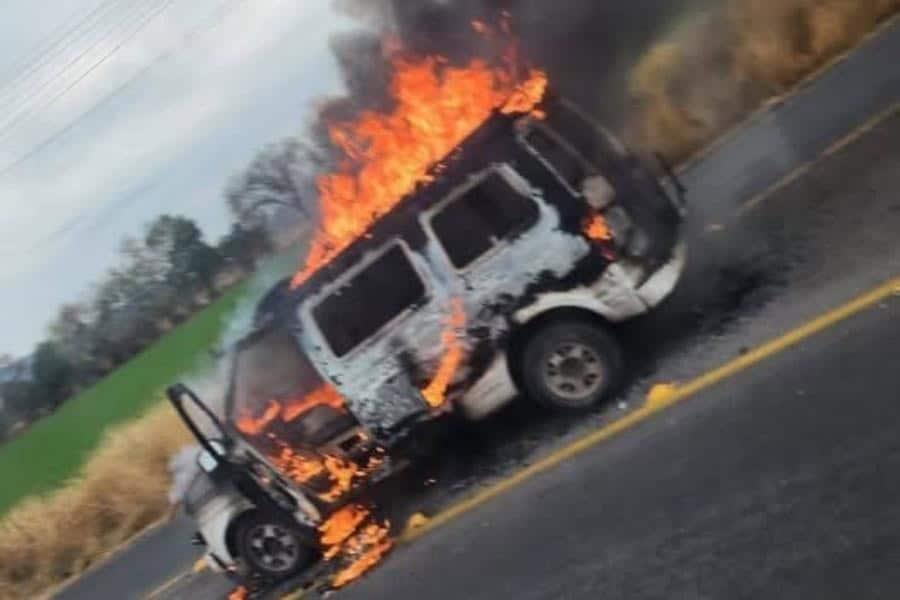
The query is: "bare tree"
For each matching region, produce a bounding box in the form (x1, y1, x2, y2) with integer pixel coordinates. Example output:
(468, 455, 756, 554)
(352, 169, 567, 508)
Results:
(226, 137, 327, 226)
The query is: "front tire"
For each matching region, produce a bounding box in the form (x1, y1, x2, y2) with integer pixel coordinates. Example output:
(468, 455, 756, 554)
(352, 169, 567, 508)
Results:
(233, 512, 315, 580)
(520, 319, 623, 410)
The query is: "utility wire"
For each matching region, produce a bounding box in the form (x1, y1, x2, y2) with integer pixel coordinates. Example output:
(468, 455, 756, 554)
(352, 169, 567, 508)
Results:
(0, 0, 132, 103)
(0, 0, 173, 143)
(0, 0, 246, 178)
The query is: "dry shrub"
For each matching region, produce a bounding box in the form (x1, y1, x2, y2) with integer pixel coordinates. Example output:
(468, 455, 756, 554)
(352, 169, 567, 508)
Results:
(628, 41, 704, 162)
(629, 0, 900, 161)
(627, 11, 766, 162)
(0, 404, 190, 600)
(730, 0, 817, 92)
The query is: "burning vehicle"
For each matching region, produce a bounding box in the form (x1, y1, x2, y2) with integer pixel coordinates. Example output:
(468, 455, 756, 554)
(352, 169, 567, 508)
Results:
(167, 81, 686, 588)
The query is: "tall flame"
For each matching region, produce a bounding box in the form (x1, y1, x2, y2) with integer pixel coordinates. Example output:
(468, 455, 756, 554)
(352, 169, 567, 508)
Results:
(421, 299, 467, 408)
(291, 56, 548, 288)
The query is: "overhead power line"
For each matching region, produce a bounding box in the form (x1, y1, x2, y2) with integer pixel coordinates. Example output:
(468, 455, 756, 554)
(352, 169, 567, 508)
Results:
(0, 0, 176, 145)
(0, 0, 132, 103)
(0, 0, 248, 179)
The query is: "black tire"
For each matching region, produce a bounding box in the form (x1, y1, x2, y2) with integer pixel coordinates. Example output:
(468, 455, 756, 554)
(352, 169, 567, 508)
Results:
(233, 512, 315, 579)
(520, 319, 624, 410)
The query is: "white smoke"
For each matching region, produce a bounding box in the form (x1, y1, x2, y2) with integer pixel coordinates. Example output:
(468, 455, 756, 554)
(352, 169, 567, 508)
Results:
(218, 248, 302, 349)
(168, 444, 202, 505)
(166, 247, 303, 506)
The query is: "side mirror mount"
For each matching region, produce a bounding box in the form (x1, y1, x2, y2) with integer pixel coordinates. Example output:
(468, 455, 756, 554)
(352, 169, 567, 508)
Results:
(197, 450, 218, 473)
(197, 439, 227, 473)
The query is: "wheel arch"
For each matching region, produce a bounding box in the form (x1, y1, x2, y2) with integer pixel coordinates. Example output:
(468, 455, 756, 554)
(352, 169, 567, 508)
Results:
(224, 507, 259, 562)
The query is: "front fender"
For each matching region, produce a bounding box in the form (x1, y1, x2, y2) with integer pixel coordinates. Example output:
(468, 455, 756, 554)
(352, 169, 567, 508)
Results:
(194, 491, 255, 568)
(513, 241, 687, 325)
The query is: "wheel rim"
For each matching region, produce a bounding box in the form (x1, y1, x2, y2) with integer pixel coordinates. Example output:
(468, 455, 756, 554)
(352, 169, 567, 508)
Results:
(542, 341, 606, 402)
(246, 523, 300, 573)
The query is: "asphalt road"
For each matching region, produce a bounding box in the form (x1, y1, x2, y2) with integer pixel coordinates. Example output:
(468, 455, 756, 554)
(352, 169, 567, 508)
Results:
(54, 13, 900, 600)
(345, 282, 900, 600)
(52, 515, 204, 600)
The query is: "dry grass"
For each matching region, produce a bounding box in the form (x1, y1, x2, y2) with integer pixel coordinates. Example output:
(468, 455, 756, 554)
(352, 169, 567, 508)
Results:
(0, 403, 190, 600)
(628, 0, 900, 162)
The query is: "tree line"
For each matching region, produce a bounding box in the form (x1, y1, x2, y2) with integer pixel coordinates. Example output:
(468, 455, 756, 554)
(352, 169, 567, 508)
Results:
(0, 136, 322, 435)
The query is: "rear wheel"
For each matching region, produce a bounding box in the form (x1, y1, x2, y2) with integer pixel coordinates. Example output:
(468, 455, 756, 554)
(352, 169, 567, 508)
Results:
(233, 512, 315, 579)
(520, 319, 623, 410)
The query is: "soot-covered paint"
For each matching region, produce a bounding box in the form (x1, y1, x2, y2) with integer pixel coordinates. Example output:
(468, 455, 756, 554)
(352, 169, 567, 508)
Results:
(253, 96, 683, 438)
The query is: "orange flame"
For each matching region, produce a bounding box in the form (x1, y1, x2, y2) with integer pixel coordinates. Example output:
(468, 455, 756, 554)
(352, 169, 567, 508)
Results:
(421, 300, 467, 408)
(271, 445, 325, 484)
(331, 522, 393, 588)
(500, 69, 548, 115)
(319, 455, 362, 502)
(236, 400, 280, 436)
(584, 214, 612, 241)
(282, 384, 346, 422)
(227, 586, 247, 600)
(319, 504, 369, 552)
(269, 446, 363, 503)
(236, 384, 347, 436)
(319, 504, 394, 589)
(291, 54, 548, 288)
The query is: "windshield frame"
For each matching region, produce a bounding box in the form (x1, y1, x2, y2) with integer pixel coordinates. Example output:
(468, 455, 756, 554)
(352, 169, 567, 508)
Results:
(222, 324, 324, 431)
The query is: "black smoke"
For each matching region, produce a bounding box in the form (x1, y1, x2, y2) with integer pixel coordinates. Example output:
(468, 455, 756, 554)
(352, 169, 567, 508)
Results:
(318, 0, 776, 358)
(327, 0, 714, 129)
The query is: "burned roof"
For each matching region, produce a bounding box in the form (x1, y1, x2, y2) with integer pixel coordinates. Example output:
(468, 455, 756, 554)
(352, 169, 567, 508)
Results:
(282, 96, 588, 304)
(261, 92, 680, 325)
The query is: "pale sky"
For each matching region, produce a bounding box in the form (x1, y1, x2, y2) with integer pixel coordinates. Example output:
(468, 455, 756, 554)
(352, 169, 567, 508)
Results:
(0, 0, 353, 356)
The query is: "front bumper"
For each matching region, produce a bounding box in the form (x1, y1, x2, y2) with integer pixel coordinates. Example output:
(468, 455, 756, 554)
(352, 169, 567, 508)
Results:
(634, 239, 688, 309)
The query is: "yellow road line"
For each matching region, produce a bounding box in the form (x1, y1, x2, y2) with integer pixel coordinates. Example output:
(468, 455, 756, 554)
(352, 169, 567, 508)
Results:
(822, 102, 900, 159)
(401, 276, 900, 542)
(142, 557, 208, 600)
(144, 569, 196, 600)
(739, 101, 900, 215)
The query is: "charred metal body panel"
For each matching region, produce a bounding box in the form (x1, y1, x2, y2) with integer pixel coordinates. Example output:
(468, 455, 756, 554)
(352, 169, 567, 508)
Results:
(172, 95, 687, 584)
(261, 95, 686, 441)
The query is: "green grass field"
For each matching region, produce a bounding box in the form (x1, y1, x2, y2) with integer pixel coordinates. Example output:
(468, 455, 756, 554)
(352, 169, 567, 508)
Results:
(0, 248, 301, 516)
(0, 286, 248, 516)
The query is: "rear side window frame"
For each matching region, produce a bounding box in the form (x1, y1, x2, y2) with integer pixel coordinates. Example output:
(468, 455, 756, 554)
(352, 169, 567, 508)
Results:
(304, 240, 431, 361)
(424, 164, 542, 273)
(516, 118, 600, 197)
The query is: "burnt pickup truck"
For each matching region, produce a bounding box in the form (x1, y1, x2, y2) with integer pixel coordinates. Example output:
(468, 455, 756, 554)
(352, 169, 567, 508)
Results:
(168, 94, 687, 583)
